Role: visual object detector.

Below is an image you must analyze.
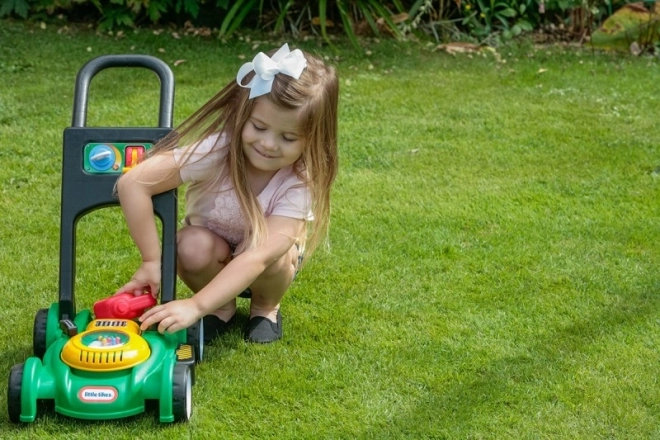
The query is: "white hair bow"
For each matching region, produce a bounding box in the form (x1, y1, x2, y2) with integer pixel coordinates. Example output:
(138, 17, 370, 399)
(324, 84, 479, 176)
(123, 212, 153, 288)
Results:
(236, 43, 308, 99)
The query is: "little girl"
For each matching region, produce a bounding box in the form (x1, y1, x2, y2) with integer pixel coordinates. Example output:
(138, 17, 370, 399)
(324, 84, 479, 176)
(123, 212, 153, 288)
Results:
(115, 43, 339, 343)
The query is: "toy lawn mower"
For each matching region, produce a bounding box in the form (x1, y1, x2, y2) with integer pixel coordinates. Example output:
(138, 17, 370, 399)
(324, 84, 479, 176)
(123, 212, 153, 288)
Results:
(7, 55, 204, 424)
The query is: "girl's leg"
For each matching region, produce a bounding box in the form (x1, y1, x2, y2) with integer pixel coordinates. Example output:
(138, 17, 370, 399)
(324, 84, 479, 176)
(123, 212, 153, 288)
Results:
(248, 243, 299, 322)
(177, 225, 236, 321)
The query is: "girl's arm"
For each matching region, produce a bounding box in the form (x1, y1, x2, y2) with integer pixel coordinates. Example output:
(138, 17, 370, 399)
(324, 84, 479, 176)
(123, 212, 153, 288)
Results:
(115, 152, 183, 296)
(138, 215, 304, 333)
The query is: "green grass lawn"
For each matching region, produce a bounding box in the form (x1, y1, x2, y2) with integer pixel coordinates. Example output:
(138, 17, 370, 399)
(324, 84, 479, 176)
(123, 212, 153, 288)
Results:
(1, 20, 660, 439)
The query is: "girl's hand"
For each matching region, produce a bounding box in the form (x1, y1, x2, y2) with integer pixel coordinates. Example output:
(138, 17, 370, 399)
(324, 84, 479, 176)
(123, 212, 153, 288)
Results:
(138, 298, 201, 333)
(116, 261, 161, 298)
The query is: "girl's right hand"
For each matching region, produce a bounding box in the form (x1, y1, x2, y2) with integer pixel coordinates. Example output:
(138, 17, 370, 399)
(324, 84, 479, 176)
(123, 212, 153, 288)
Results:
(116, 260, 161, 298)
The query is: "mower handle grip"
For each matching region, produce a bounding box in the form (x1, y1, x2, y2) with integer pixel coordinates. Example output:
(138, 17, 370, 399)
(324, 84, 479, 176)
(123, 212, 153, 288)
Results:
(71, 54, 174, 128)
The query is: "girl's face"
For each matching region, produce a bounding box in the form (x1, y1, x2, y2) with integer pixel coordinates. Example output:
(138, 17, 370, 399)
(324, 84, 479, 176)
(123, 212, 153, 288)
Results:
(242, 97, 305, 176)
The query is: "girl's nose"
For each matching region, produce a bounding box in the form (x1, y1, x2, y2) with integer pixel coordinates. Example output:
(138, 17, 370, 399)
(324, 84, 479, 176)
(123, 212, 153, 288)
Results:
(260, 134, 276, 150)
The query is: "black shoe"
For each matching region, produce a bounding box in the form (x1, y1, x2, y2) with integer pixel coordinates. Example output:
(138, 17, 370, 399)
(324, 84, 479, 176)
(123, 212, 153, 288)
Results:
(203, 314, 234, 345)
(246, 310, 282, 343)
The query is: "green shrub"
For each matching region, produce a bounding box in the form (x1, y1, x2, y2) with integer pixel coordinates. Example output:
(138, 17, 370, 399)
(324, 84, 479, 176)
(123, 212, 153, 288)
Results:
(461, 0, 537, 39)
(0, 0, 30, 18)
(0, 0, 631, 45)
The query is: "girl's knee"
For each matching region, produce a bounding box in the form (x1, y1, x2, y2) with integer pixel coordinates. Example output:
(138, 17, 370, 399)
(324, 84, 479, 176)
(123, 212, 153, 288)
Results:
(177, 226, 230, 272)
(261, 246, 298, 279)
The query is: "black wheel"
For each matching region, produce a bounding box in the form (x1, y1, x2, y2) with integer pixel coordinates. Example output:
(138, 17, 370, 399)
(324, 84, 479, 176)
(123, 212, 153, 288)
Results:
(186, 319, 204, 364)
(171, 363, 192, 422)
(8, 363, 24, 423)
(33, 308, 49, 359)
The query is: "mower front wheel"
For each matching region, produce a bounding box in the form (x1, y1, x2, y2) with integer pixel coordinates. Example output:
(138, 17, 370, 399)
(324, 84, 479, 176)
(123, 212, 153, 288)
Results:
(8, 363, 24, 423)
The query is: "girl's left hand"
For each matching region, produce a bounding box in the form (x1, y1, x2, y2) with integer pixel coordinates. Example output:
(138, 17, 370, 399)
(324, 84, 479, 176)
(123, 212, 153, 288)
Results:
(138, 298, 201, 334)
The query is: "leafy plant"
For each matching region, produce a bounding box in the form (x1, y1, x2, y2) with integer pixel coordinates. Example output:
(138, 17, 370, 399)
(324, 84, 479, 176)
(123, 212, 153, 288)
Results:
(316, 1, 408, 49)
(502, 0, 537, 37)
(256, 1, 410, 48)
(217, 0, 260, 38)
(270, 0, 309, 37)
(542, 0, 618, 38)
(90, 0, 201, 30)
(97, 5, 136, 29)
(461, 0, 536, 39)
(0, 0, 31, 18)
(175, 0, 200, 17)
(542, 0, 580, 13)
(0, 0, 629, 45)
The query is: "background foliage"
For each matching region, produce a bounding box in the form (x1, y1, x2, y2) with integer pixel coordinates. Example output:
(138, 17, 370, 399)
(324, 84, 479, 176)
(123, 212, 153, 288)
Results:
(0, 0, 647, 46)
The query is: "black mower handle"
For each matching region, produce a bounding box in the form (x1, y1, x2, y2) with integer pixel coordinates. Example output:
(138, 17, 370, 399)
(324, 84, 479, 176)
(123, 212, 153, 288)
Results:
(58, 55, 177, 320)
(71, 54, 174, 128)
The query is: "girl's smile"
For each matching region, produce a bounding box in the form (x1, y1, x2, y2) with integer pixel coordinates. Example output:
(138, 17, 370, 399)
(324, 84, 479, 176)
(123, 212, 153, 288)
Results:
(253, 147, 275, 159)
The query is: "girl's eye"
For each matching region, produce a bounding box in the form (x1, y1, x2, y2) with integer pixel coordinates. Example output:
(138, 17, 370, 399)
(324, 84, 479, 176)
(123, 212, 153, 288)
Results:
(252, 122, 265, 131)
(282, 136, 297, 142)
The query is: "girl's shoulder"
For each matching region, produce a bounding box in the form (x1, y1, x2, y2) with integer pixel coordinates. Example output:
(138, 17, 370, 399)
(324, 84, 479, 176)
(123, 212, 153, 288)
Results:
(178, 132, 228, 158)
(174, 132, 230, 182)
(260, 165, 312, 218)
(265, 165, 308, 198)
(174, 132, 230, 165)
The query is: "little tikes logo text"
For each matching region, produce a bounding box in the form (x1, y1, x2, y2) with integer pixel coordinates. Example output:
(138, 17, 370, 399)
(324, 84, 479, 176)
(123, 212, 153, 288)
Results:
(78, 386, 118, 403)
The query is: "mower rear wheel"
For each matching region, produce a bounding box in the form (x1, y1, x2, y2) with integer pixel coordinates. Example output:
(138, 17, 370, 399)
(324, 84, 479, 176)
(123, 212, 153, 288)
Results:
(32, 308, 49, 359)
(171, 363, 192, 422)
(186, 319, 204, 364)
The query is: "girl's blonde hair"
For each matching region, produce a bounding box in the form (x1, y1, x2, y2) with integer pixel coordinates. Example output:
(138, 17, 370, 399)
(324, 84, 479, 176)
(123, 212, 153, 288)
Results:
(151, 48, 339, 262)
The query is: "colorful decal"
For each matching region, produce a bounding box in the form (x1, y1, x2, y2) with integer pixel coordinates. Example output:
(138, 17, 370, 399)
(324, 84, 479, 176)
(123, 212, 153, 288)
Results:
(78, 386, 119, 403)
(83, 143, 152, 174)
